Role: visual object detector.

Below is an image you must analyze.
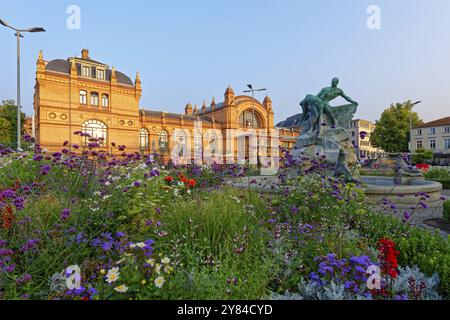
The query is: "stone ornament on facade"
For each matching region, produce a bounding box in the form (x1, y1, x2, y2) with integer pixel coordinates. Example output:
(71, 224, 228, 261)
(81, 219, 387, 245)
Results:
(48, 113, 57, 120)
(60, 114, 68, 121)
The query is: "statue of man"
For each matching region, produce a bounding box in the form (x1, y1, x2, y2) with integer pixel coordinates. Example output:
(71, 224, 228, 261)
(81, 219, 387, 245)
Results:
(300, 77, 358, 135)
(317, 77, 359, 126)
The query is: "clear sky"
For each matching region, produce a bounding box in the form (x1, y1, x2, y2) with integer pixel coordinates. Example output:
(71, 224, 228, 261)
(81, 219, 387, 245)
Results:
(1, 0, 450, 124)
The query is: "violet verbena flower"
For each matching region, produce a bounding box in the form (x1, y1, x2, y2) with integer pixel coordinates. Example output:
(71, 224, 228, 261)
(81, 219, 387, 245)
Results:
(60, 208, 71, 220)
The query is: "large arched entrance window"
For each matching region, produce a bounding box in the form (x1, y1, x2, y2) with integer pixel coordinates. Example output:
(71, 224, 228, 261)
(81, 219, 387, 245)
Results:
(239, 110, 261, 129)
(159, 130, 169, 152)
(81, 119, 107, 146)
(139, 128, 149, 152)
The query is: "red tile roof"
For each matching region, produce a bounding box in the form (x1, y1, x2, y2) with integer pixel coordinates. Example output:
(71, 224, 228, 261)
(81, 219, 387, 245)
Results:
(413, 117, 450, 129)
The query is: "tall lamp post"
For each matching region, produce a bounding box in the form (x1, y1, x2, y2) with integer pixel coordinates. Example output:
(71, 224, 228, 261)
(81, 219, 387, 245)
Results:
(243, 84, 266, 166)
(243, 84, 266, 128)
(409, 100, 422, 165)
(0, 18, 45, 150)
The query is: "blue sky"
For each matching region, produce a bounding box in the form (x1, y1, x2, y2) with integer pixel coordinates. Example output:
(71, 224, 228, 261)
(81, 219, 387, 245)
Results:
(1, 0, 450, 123)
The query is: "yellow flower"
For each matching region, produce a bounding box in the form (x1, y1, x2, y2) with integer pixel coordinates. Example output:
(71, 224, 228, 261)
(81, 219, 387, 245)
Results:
(154, 276, 165, 288)
(155, 263, 162, 274)
(146, 258, 155, 267)
(106, 267, 120, 283)
(141, 280, 147, 285)
(100, 269, 106, 275)
(114, 284, 129, 293)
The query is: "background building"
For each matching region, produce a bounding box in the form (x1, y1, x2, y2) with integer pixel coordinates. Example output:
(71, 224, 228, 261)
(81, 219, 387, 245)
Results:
(348, 119, 383, 159)
(33, 49, 298, 162)
(411, 117, 450, 157)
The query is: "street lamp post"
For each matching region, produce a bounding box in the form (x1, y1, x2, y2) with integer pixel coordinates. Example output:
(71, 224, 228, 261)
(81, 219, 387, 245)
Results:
(409, 100, 422, 165)
(243, 84, 266, 166)
(0, 18, 45, 150)
(243, 84, 266, 128)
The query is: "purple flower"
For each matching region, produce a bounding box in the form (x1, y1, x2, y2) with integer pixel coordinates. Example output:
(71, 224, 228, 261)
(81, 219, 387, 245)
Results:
(60, 208, 71, 220)
(21, 239, 40, 252)
(16, 273, 33, 285)
(40, 164, 52, 175)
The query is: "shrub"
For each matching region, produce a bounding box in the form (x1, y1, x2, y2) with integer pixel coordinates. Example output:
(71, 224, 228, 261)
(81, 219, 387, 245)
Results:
(443, 201, 450, 224)
(424, 167, 450, 181)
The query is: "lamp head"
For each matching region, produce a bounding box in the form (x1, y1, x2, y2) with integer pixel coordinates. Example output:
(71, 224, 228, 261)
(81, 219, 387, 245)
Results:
(29, 27, 46, 33)
(0, 18, 9, 27)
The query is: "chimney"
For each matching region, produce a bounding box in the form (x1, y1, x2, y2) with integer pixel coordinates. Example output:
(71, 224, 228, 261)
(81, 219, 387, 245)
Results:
(81, 49, 90, 59)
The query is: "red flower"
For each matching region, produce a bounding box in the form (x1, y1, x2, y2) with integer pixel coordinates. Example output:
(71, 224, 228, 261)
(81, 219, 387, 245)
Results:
(1, 206, 14, 230)
(188, 179, 197, 188)
(416, 164, 430, 172)
(378, 239, 400, 279)
(164, 176, 174, 183)
(181, 178, 188, 183)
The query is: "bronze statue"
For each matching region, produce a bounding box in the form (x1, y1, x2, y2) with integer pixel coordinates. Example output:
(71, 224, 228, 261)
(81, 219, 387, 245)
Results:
(293, 77, 359, 181)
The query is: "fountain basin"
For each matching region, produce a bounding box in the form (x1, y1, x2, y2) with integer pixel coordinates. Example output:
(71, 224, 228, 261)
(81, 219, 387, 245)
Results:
(360, 176, 443, 208)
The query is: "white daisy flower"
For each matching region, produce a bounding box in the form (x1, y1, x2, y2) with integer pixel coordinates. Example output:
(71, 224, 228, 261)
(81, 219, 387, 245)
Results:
(154, 276, 165, 288)
(106, 267, 120, 283)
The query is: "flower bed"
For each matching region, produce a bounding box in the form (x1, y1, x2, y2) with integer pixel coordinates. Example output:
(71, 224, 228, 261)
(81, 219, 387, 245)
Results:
(0, 137, 449, 300)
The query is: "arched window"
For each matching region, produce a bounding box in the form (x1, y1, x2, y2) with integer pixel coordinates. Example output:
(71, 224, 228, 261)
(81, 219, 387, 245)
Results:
(239, 110, 260, 128)
(139, 128, 149, 151)
(102, 94, 109, 108)
(81, 119, 107, 146)
(159, 130, 168, 151)
(79, 90, 87, 105)
(91, 92, 99, 106)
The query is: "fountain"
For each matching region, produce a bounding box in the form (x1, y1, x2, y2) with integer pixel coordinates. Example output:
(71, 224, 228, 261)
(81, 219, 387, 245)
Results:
(360, 154, 443, 208)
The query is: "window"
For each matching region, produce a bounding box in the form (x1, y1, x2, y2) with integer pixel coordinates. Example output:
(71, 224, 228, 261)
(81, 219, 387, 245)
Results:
(416, 140, 423, 149)
(139, 129, 149, 151)
(351, 131, 355, 137)
(239, 110, 260, 129)
(429, 139, 436, 149)
(82, 66, 90, 77)
(445, 139, 450, 149)
(429, 128, 436, 135)
(102, 94, 109, 108)
(81, 120, 107, 146)
(417, 129, 422, 136)
(97, 69, 105, 80)
(90, 92, 99, 106)
(445, 127, 450, 134)
(79, 90, 87, 105)
(159, 130, 168, 151)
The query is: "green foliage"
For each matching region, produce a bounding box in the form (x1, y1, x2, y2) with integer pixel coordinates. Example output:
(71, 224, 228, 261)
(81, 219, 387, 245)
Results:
(424, 167, 450, 189)
(0, 117, 11, 144)
(444, 201, 450, 224)
(412, 149, 433, 164)
(370, 101, 423, 153)
(157, 188, 274, 299)
(424, 167, 450, 180)
(0, 100, 26, 148)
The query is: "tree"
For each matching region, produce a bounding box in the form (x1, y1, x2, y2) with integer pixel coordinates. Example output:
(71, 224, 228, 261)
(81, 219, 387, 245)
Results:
(0, 117, 12, 144)
(370, 101, 423, 153)
(0, 100, 26, 148)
